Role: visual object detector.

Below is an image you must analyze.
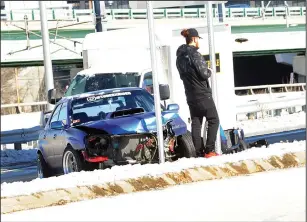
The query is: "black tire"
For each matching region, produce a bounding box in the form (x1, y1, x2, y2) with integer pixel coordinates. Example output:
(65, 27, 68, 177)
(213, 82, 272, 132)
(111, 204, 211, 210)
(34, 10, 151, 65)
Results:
(176, 132, 197, 158)
(62, 147, 86, 175)
(37, 152, 52, 178)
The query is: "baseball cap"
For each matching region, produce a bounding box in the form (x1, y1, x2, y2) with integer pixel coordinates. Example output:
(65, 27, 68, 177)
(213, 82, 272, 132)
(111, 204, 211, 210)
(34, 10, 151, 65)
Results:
(187, 28, 202, 39)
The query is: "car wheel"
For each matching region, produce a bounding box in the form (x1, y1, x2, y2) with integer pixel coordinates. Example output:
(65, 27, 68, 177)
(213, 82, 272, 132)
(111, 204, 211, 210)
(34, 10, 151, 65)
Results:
(37, 153, 52, 179)
(62, 147, 85, 175)
(176, 131, 196, 158)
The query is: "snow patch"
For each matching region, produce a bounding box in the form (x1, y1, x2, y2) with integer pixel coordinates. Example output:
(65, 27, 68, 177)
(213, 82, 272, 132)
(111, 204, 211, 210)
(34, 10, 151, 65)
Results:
(1, 149, 37, 167)
(1, 112, 41, 132)
(2, 168, 305, 221)
(236, 112, 305, 136)
(1, 140, 305, 198)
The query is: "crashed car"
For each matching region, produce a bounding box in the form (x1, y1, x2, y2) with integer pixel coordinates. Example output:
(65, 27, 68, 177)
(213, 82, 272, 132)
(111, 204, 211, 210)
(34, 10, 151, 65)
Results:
(37, 86, 196, 178)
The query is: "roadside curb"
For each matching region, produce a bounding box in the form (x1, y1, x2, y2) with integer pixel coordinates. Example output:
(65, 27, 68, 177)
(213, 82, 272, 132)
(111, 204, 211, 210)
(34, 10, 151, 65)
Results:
(1, 150, 305, 214)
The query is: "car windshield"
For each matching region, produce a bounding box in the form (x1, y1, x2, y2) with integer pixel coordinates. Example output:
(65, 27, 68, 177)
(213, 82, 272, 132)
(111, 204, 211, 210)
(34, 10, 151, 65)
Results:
(65, 73, 140, 97)
(71, 90, 155, 125)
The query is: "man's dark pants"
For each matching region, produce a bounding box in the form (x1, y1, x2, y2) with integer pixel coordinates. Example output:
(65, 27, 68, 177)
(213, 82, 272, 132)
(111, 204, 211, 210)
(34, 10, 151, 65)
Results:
(188, 96, 220, 155)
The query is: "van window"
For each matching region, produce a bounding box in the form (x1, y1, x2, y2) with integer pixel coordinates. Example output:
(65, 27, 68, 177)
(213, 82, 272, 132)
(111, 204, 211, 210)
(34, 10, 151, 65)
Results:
(64, 73, 140, 97)
(142, 72, 153, 94)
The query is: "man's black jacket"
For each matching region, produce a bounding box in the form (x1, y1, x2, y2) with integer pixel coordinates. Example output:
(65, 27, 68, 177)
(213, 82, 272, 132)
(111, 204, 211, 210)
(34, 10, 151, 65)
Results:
(176, 44, 212, 103)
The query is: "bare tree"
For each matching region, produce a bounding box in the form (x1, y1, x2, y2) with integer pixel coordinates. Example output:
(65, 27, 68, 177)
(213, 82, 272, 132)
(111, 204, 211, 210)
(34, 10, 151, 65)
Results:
(1, 68, 19, 115)
(1, 68, 17, 104)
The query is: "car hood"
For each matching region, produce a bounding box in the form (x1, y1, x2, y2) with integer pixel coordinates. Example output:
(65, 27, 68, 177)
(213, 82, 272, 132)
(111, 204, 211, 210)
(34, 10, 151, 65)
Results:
(74, 111, 187, 136)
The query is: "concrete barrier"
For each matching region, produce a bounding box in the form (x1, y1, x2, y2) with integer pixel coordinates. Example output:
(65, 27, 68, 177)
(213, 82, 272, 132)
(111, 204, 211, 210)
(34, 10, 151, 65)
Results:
(1, 150, 305, 215)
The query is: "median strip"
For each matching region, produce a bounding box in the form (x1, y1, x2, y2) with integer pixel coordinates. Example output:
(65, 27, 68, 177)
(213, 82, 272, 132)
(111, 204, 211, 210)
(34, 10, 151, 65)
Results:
(1, 147, 305, 215)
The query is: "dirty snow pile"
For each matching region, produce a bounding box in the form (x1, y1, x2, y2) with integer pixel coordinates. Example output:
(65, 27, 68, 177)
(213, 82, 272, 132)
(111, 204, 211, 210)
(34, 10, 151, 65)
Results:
(1, 140, 305, 198)
(2, 167, 305, 221)
(237, 111, 306, 137)
(1, 149, 37, 167)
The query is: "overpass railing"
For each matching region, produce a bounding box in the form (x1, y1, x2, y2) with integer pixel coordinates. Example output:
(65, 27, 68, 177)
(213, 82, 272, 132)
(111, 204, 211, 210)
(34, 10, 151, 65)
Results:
(0, 7, 305, 21)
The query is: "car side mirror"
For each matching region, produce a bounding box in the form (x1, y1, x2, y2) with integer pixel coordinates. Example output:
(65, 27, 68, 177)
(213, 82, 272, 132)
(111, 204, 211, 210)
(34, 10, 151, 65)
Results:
(167, 103, 179, 112)
(47, 88, 62, 105)
(50, 120, 64, 130)
(159, 84, 170, 101)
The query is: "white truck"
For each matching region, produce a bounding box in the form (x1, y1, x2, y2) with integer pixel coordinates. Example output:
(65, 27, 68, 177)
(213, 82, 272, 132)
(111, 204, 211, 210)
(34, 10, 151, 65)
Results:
(47, 23, 306, 134)
(50, 24, 237, 132)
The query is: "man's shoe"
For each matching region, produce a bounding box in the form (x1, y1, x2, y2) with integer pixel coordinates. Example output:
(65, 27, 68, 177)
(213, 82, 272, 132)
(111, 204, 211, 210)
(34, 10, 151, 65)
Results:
(204, 152, 219, 158)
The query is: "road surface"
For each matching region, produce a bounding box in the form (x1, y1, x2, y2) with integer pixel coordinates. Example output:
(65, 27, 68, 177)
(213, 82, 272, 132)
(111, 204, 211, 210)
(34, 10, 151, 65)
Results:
(1, 164, 37, 183)
(2, 167, 305, 221)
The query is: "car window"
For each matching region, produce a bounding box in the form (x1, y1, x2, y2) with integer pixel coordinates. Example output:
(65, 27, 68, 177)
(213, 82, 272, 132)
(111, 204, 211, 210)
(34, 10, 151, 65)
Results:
(58, 102, 68, 125)
(64, 73, 140, 97)
(71, 90, 155, 125)
(49, 104, 62, 125)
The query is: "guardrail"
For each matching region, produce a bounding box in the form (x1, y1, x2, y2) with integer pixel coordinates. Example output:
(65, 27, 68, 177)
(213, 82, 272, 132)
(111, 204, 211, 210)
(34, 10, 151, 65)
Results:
(0, 126, 41, 145)
(1, 7, 305, 21)
(1, 101, 48, 108)
(235, 83, 306, 119)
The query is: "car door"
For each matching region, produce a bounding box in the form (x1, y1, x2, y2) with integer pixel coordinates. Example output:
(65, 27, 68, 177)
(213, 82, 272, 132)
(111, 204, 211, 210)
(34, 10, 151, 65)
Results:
(52, 101, 69, 169)
(43, 103, 62, 165)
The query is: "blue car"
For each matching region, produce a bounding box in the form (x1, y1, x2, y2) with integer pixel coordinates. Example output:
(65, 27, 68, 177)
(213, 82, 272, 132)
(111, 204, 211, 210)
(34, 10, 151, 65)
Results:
(37, 87, 196, 178)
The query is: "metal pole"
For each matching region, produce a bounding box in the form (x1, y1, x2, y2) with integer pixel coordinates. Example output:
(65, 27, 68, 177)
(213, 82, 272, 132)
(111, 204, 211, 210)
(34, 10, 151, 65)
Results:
(39, 1, 54, 111)
(24, 15, 30, 49)
(93, 0, 102, 32)
(218, 3, 223, 23)
(284, 1, 289, 28)
(205, 1, 222, 155)
(261, 1, 265, 20)
(221, 3, 226, 21)
(100, 0, 107, 32)
(146, 1, 165, 163)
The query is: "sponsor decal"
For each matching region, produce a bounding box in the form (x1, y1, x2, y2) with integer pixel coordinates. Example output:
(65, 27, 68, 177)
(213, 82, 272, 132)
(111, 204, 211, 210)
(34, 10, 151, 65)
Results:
(86, 92, 131, 102)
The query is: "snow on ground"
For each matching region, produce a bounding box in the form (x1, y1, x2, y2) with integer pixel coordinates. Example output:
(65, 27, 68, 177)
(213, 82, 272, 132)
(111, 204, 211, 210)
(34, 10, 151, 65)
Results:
(1, 149, 37, 167)
(1, 112, 41, 132)
(1, 140, 305, 198)
(2, 167, 305, 221)
(236, 111, 306, 136)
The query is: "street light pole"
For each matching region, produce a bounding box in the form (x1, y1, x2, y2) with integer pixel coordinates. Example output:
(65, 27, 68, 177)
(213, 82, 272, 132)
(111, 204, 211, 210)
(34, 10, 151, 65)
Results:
(146, 1, 165, 163)
(205, 1, 222, 155)
(39, 1, 54, 111)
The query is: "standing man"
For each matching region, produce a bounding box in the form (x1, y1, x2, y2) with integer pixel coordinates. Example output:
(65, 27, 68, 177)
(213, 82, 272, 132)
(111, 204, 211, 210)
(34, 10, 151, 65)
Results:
(176, 28, 220, 158)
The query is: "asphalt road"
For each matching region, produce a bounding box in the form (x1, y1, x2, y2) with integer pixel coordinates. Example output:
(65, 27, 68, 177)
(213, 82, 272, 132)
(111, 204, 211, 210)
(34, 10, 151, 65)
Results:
(1, 164, 38, 184)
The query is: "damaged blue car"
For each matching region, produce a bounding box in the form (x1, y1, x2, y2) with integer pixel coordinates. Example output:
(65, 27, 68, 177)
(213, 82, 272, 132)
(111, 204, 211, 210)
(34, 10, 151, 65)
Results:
(37, 86, 196, 178)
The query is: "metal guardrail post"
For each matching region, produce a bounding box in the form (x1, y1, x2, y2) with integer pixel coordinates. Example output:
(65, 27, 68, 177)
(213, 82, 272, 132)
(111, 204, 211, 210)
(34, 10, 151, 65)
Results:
(14, 143, 22, 150)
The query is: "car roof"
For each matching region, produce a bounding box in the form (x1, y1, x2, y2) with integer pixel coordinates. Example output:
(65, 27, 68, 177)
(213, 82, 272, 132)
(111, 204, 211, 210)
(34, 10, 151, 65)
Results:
(58, 87, 143, 103)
